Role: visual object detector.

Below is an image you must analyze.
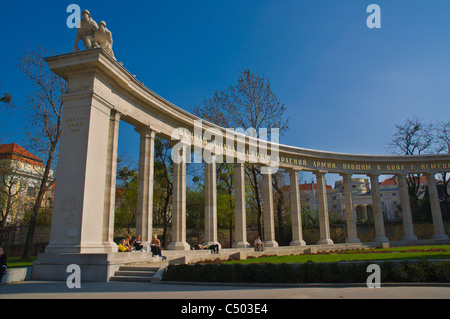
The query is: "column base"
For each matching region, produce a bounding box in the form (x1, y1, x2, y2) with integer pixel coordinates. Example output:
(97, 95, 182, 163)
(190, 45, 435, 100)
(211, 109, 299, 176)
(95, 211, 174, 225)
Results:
(103, 241, 119, 253)
(432, 233, 449, 240)
(167, 241, 191, 251)
(290, 239, 306, 246)
(401, 235, 418, 242)
(318, 238, 334, 245)
(345, 237, 361, 244)
(232, 241, 250, 248)
(374, 236, 389, 243)
(264, 240, 279, 248)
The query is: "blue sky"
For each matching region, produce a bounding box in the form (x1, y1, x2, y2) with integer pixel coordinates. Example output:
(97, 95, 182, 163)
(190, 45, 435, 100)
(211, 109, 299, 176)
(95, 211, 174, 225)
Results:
(1, 1, 449, 186)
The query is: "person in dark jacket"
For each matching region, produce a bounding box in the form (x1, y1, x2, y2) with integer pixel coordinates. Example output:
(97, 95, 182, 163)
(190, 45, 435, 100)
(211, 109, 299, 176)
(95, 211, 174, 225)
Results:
(0, 246, 7, 284)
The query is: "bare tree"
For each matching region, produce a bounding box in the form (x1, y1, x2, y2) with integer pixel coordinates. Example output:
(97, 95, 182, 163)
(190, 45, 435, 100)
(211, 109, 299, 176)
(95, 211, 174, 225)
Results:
(193, 69, 290, 238)
(435, 119, 450, 218)
(15, 47, 66, 258)
(0, 160, 28, 230)
(387, 118, 434, 198)
(0, 90, 11, 105)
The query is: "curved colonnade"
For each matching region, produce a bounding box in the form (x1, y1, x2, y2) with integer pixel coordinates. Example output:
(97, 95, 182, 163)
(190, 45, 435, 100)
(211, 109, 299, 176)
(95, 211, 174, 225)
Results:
(44, 49, 449, 255)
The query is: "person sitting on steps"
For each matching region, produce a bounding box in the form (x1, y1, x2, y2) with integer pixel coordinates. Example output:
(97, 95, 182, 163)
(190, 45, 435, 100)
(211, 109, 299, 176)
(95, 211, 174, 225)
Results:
(193, 243, 220, 254)
(149, 234, 166, 261)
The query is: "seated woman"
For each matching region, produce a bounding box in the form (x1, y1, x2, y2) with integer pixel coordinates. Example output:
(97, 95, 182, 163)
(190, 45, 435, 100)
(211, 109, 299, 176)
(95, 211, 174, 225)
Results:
(149, 234, 166, 260)
(132, 234, 144, 251)
(119, 234, 134, 252)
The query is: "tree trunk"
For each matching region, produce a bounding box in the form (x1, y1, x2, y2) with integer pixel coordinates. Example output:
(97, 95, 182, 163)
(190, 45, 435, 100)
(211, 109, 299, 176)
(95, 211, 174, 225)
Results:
(22, 143, 56, 259)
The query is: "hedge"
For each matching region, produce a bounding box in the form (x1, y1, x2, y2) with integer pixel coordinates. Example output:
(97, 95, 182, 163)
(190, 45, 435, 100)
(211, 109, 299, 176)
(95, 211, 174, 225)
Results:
(162, 260, 450, 284)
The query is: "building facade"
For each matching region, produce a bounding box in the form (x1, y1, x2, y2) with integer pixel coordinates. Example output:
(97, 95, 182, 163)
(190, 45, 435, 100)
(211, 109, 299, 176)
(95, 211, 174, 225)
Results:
(0, 143, 54, 226)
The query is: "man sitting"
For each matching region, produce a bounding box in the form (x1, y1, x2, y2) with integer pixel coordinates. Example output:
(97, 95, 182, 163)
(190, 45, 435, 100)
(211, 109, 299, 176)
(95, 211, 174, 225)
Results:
(254, 236, 264, 251)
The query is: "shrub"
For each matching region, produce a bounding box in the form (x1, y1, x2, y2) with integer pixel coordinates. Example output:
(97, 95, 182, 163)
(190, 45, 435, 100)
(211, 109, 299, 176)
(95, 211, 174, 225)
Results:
(163, 261, 450, 284)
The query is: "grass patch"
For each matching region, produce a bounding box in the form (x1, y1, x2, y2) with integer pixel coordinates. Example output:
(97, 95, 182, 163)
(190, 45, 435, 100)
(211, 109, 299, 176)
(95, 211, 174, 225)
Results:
(223, 245, 450, 265)
(6, 256, 36, 268)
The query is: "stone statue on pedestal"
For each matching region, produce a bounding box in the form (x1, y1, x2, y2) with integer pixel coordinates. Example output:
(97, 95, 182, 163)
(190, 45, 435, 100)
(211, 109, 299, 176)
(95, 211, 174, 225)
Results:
(73, 10, 98, 51)
(93, 21, 115, 58)
(72, 10, 115, 59)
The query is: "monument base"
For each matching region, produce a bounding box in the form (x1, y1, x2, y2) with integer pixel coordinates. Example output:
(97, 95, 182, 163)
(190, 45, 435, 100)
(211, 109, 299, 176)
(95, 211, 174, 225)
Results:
(318, 238, 334, 245)
(264, 240, 279, 248)
(290, 239, 307, 246)
(167, 241, 190, 251)
(32, 252, 162, 282)
(232, 241, 250, 249)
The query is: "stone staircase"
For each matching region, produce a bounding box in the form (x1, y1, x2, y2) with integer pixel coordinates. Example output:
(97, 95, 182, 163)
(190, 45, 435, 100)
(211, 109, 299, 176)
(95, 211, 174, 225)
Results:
(109, 265, 161, 283)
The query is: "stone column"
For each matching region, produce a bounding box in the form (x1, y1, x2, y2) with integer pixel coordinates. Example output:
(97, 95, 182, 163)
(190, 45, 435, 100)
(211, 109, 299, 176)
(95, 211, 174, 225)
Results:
(102, 109, 121, 252)
(369, 174, 389, 243)
(424, 172, 449, 240)
(168, 142, 190, 250)
(262, 168, 278, 247)
(233, 162, 250, 248)
(396, 173, 418, 242)
(341, 173, 360, 243)
(289, 169, 306, 246)
(315, 171, 333, 245)
(45, 90, 113, 253)
(204, 155, 218, 246)
(135, 126, 156, 245)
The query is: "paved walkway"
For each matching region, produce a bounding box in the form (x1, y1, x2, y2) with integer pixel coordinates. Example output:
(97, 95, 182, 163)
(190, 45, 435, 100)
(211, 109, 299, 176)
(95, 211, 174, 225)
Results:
(1, 280, 449, 299)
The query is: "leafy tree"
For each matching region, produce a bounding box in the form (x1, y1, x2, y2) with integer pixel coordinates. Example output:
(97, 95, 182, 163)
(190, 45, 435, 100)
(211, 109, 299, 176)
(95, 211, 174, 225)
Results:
(115, 163, 138, 233)
(153, 137, 173, 247)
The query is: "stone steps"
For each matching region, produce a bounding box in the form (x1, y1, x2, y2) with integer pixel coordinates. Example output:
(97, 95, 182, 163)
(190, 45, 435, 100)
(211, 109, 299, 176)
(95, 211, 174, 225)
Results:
(109, 265, 160, 283)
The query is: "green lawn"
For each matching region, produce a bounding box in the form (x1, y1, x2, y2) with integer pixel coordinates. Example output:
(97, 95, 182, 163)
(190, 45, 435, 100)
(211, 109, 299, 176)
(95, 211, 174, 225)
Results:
(5, 256, 36, 268)
(224, 245, 450, 264)
(5, 246, 450, 267)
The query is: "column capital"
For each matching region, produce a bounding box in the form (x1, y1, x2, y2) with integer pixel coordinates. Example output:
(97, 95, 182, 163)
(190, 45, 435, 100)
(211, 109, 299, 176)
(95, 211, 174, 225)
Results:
(110, 109, 122, 122)
(134, 125, 158, 137)
(394, 172, 407, 177)
(204, 153, 216, 164)
(313, 170, 327, 177)
(261, 164, 278, 175)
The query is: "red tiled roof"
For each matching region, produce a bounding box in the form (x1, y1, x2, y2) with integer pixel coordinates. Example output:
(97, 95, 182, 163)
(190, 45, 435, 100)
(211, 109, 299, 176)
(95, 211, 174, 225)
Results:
(380, 175, 431, 186)
(298, 183, 332, 191)
(380, 176, 397, 186)
(0, 143, 44, 167)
